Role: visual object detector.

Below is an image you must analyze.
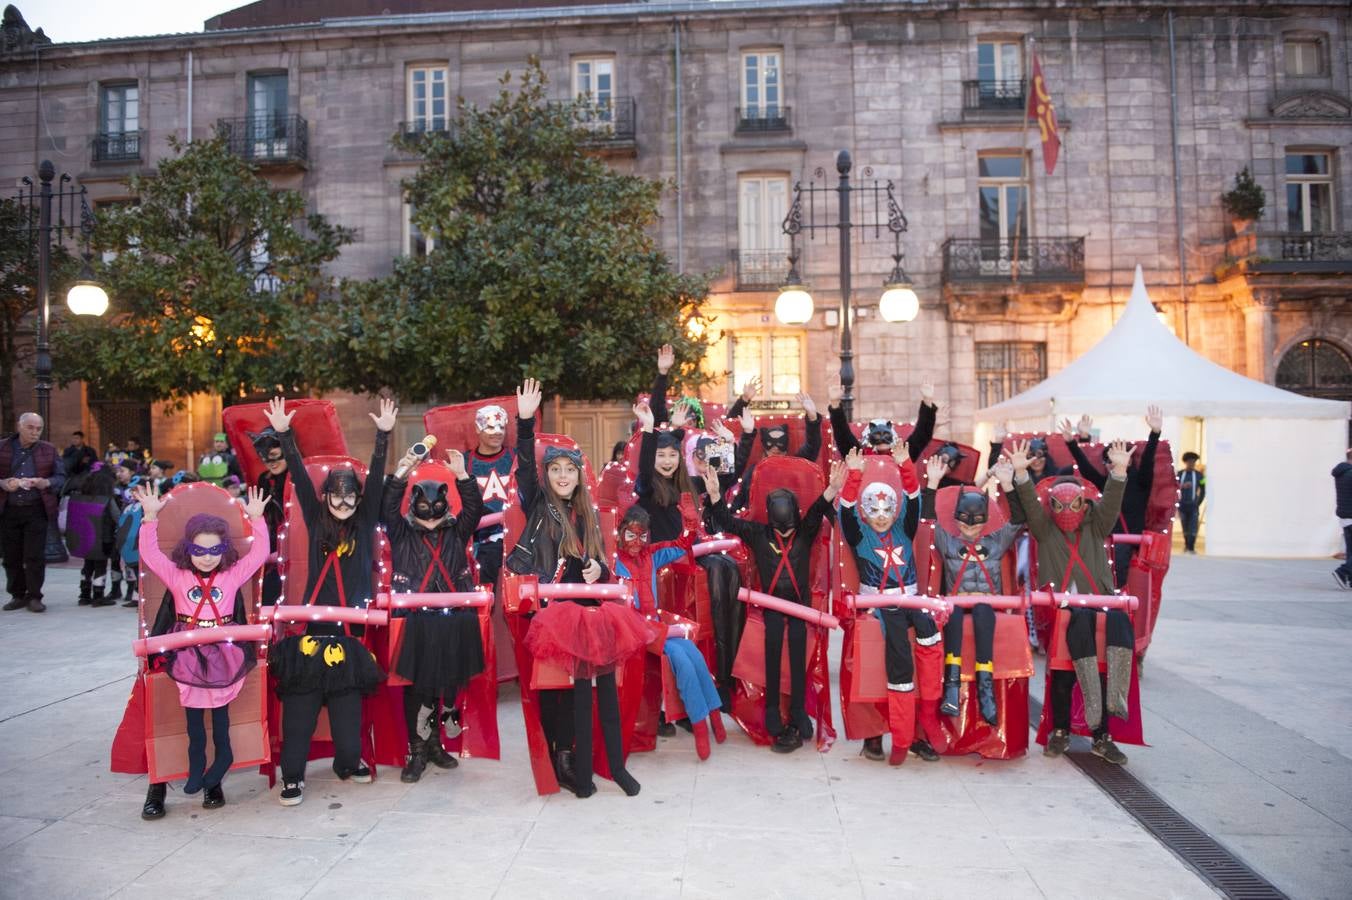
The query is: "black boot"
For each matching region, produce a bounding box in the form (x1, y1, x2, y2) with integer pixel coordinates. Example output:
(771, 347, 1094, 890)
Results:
(141, 782, 167, 820)
(975, 669, 998, 726)
(940, 662, 962, 716)
(400, 737, 428, 783)
(78, 575, 92, 606)
(202, 783, 225, 810)
(553, 749, 582, 796)
(424, 733, 459, 770)
(860, 736, 885, 761)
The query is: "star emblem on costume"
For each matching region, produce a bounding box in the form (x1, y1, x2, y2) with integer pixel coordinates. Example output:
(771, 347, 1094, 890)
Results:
(873, 545, 908, 566)
(479, 470, 510, 503)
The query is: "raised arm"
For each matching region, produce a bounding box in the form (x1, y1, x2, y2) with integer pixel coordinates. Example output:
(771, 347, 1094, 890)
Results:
(513, 378, 543, 512)
(265, 398, 320, 523)
(1091, 441, 1131, 538)
(634, 402, 657, 499)
(828, 403, 862, 457)
(1065, 434, 1107, 490)
(907, 382, 938, 462)
(1136, 408, 1161, 500)
(797, 395, 823, 462)
(449, 450, 486, 542)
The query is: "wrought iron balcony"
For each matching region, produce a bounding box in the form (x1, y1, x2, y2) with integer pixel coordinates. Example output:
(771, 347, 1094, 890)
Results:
(963, 79, 1026, 113)
(733, 249, 790, 291)
(92, 130, 144, 164)
(942, 237, 1085, 284)
(735, 105, 791, 134)
(216, 114, 309, 166)
(1257, 231, 1352, 268)
(550, 96, 636, 144)
(399, 119, 452, 140)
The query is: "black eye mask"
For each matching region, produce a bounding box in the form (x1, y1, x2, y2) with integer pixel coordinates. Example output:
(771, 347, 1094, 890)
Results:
(411, 480, 449, 520)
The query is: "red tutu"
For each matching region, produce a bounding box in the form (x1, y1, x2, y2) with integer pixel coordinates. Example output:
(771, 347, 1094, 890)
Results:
(524, 599, 657, 680)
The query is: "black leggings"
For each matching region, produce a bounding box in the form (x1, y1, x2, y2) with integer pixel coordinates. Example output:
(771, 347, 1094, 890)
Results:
(279, 689, 364, 782)
(537, 672, 624, 786)
(1051, 608, 1133, 737)
(942, 602, 995, 663)
(699, 554, 742, 686)
(184, 705, 233, 789)
(762, 608, 807, 732)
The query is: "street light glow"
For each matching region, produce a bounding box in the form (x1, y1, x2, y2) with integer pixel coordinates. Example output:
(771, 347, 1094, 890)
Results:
(774, 284, 814, 325)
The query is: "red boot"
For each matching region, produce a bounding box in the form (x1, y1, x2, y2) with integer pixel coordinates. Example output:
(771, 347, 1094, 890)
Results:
(914, 641, 949, 754)
(693, 720, 712, 760)
(709, 710, 727, 744)
(887, 690, 915, 766)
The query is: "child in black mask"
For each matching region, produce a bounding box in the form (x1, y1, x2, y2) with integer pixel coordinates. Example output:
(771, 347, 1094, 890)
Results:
(701, 458, 846, 752)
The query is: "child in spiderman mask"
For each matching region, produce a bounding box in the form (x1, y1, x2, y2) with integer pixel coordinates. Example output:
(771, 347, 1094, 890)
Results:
(613, 504, 727, 760)
(382, 448, 486, 783)
(838, 448, 942, 765)
(701, 456, 847, 753)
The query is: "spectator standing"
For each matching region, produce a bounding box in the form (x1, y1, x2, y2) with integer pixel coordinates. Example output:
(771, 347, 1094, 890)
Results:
(1, 413, 67, 612)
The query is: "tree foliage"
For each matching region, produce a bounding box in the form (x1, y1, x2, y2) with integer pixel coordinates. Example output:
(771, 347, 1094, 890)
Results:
(298, 59, 711, 402)
(52, 136, 352, 406)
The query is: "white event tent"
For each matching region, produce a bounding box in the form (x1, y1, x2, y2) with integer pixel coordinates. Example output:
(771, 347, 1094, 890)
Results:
(975, 265, 1348, 557)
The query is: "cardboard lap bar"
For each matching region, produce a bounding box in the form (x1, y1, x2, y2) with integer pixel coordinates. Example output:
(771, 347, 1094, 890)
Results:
(728, 456, 838, 751)
(108, 483, 270, 782)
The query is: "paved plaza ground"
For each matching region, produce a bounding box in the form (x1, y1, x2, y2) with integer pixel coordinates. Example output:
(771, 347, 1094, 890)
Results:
(0, 554, 1347, 899)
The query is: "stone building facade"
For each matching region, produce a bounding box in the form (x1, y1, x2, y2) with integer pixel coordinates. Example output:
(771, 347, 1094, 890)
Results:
(1, 0, 1349, 464)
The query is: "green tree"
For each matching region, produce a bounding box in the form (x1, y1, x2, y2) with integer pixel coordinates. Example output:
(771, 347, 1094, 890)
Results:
(52, 136, 352, 406)
(299, 59, 711, 402)
(0, 196, 76, 426)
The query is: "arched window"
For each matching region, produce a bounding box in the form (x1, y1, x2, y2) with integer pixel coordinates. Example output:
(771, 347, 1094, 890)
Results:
(1277, 338, 1352, 401)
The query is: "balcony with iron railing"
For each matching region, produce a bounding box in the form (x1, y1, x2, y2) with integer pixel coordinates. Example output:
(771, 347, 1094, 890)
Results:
(942, 237, 1085, 284)
(92, 130, 145, 164)
(1252, 231, 1352, 273)
(962, 79, 1027, 114)
(549, 96, 637, 146)
(735, 105, 792, 134)
(216, 114, 309, 167)
(399, 119, 453, 140)
(733, 249, 790, 291)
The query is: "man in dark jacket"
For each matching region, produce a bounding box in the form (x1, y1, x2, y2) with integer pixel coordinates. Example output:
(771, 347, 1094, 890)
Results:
(1333, 450, 1352, 590)
(62, 430, 98, 478)
(1, 413, 67, 612)
(1177, 452, 1205, 554)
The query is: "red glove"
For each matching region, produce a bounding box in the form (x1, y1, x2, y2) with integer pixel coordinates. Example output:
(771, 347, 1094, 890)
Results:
(839, 468, 864, 505)
(898, 457, 920, 497)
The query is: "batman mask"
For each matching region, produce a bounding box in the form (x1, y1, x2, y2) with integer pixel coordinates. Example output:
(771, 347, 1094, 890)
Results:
(953, 490, 989, 528)
(766, 488, 801, 533)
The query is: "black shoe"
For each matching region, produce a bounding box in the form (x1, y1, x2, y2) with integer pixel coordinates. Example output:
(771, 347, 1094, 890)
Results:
(77, 596, 92, 606)
(771, 725, 803, 754)
(2, 597, 26, 611)
(1091, 734, 1128, 765)
(791, 709, 813, 742)
(860, 736, 885, 761)
(1044, 728, 1070, 758)
(612, 768, 641, 797)
(656, 720, 677, 738)
(122, 598, 139, 608)
(27, 598, 46, 613)
(975, 670, 998, 726)
(141, 782, 167, 820)
(1335, 571, 1351, 591)
(554, 750, 579, 795)
(90, 597, 116, 607)
(674, 717, 693, 734)
(717, 684, 732, 714)
(279, 781, 304, 806)
(341, 764, 373, 784)
(400, 738, 428, 783)
(940, 663, 962, 716)
(909, 739, 940, 762)
(202, 783, 225, 809)
(424, 736, 458, 770)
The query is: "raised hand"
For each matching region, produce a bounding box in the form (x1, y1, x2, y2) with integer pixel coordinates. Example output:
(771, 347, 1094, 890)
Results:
(370, 396, 399, 432)
(700, 459, 722, 497)
(925, 455, 947, 488)
(446, 449, 467, 479)
(826, 458, 848, 498)
(845, 447, 865, 472)
(657, 343, 675, 375)
(244, 485, 267, 519)
(797, 392, 818, 419)
(991, 457, 1015, 489)
(711, 419, 735, 442)
(1107, 439, 1132, 475)
(1076, 414, 1093, 440)
(891, 440, 910, 468)
(827, 383, 843, 406)
(993, 420, 1009, 444)
(1007, 439, 1031, 474)
(264, 396, 294, 433)
(920, 380, 936, 405)
(739, 408, 755, 435)
(517, 377, 543, 420)
(1058, 418, 1075, 441)
(1145, 404, 1164, 434)
(632, 400, 654, 432)
(670, 400, 691, 429)
(133, 483, 164, 519)
(740, 375, 762, 403)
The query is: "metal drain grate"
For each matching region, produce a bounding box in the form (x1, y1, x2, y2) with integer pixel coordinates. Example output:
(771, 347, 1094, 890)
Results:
(1029, 698, 1289, 899)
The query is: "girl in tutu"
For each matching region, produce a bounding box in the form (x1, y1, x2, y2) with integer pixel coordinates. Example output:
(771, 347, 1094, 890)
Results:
(132, 482, 270, 810)
(509, 378, 652, 798)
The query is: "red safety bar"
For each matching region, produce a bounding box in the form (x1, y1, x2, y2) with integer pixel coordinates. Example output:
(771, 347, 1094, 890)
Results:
(738, 587, 840, 630)
(479, 511, 504, 529)
(1028, 590, 1138, 612)
(693, 538, 741, 558)
(132, 623, 272, 657)
(517, 582, 634, 603)
(376, 590, 493, 610)
(845, 592, 950, 616)
(259, 605, 390, 627)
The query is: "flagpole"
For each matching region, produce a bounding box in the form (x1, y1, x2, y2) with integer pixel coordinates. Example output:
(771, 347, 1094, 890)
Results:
(1010, 35, 1035, 283)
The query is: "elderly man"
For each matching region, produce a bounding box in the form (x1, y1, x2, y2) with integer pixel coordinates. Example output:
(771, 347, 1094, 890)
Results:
(1, 413, 67, 613)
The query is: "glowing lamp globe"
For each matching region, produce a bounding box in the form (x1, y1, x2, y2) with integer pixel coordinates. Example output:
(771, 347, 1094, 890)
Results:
(879, 284, 919, 323)
(774, 285, 814, 325)
(66, 279, 109, 317)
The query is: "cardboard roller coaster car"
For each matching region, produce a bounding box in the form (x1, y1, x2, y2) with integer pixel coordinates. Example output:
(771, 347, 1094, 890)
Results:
(259, 454, 391, 784)
(499, 433, 645, 795)
(423, 395, 540, 683)
(222, 399, 350, 487)
(368, 459, 500, 767)
(630, 578, 706, 754)
(109, 483, 272, 783)
(727, 456, 839, 750)
(835, 419, 984, 488)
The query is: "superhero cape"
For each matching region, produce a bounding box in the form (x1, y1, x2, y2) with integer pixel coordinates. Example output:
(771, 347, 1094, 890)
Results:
(728, 456, 836, 751)
(222, 399, 349, 487)
(368, 460, 500, 766)
(109, 482, 270, 782)
(501, 433, 644, 795)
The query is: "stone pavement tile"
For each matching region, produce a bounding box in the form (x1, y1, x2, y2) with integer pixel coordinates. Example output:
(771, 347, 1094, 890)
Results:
(0, 679, 133, 775)
(857, 864, 1046, 900)
(1144, 777, 1345, 836)
(120, 832, 349, 899)
(493, 849, 686, 899)
(202, 772, 408, 842)
(1220, 832, 1352, 900)
(305, 876, 468, 900)
(680, 824, 861, 898)
(1004, 837, 1219, 900)
(841, 805, 1020, 870)
(324, 811, 530, 891)
(0, 848, 148, 900)
(825, 760, 974, 808)
(0, 751, 139, 819)
(5, 817, 195, 869)
(970, 781, 1142, 841)
(697, 729, 832, 775)
(525, 794, 691, 857)
(392, 758, 547, 819)
(0, 814, 48, 850)
(690, 772, 837, 834)
(1119, 712, 1252, 785)
(66, 790, 215, 834)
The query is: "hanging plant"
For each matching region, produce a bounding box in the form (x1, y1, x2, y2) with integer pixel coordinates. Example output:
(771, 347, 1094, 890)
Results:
(1221, 167, 1265, 224)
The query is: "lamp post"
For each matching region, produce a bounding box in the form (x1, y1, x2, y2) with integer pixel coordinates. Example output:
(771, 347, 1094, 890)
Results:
(776, 150, 915, 421)
(12, 160, 109, 562)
